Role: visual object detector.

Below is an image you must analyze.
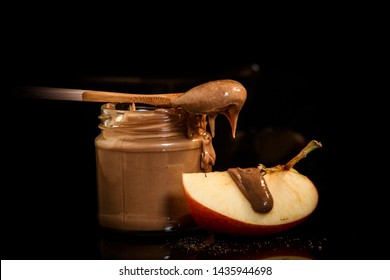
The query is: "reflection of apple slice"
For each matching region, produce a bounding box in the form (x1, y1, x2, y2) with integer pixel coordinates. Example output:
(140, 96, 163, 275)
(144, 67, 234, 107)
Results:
(182, 140, 321, 236)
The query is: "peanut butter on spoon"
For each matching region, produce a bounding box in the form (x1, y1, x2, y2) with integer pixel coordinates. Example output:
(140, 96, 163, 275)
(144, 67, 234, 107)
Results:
(170, 79, 247, 139)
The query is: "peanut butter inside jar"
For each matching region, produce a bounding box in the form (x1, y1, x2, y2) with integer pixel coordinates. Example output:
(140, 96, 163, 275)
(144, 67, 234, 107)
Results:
(95, 103, 205, 233)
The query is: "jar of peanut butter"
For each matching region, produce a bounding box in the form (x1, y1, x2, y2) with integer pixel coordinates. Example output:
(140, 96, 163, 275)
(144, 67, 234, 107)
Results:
(95, 103, 205, 233)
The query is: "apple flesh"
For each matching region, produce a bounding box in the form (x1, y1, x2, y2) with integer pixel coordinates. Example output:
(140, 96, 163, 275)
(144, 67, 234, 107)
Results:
(182, 140, 321, 236)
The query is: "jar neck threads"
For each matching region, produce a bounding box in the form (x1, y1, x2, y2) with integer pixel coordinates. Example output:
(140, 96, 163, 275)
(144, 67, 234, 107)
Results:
(98, 103, 186, 138)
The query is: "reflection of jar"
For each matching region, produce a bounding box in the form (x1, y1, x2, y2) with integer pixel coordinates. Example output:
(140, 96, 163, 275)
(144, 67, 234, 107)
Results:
(95, 103, 203, 233)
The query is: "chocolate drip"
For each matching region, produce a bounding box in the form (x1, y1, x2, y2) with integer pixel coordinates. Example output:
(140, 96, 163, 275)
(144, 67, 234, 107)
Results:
(227, 167, 274, 213)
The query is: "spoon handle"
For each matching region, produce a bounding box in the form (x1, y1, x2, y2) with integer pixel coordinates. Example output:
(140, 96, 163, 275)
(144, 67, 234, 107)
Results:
(15, 86, 183, 106)
(82, 90, 183, 106)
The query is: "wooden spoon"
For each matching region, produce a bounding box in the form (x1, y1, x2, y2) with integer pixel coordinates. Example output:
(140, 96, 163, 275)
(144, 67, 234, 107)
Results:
(82, 90, 182, 106)
(16, 86, 183, 107)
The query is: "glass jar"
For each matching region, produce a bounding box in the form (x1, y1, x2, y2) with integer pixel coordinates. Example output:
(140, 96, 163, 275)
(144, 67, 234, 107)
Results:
(95, 103, 204, 233)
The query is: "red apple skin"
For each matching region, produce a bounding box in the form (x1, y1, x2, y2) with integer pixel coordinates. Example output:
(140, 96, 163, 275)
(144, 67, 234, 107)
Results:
(184, 188, 311, 236)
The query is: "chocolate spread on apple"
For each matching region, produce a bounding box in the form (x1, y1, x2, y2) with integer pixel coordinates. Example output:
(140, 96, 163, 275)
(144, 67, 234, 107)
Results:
(227, 167, 274, 213)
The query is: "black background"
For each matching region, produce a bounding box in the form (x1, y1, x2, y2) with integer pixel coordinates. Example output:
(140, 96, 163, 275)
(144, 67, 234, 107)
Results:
(4, 6, 388, 260)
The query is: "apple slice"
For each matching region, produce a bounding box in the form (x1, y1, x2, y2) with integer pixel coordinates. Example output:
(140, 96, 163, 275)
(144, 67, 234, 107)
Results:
(182, 140, 322, 236)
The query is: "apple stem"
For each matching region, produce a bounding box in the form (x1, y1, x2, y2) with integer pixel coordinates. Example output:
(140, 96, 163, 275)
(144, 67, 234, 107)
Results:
(284, 140, 322, 170)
